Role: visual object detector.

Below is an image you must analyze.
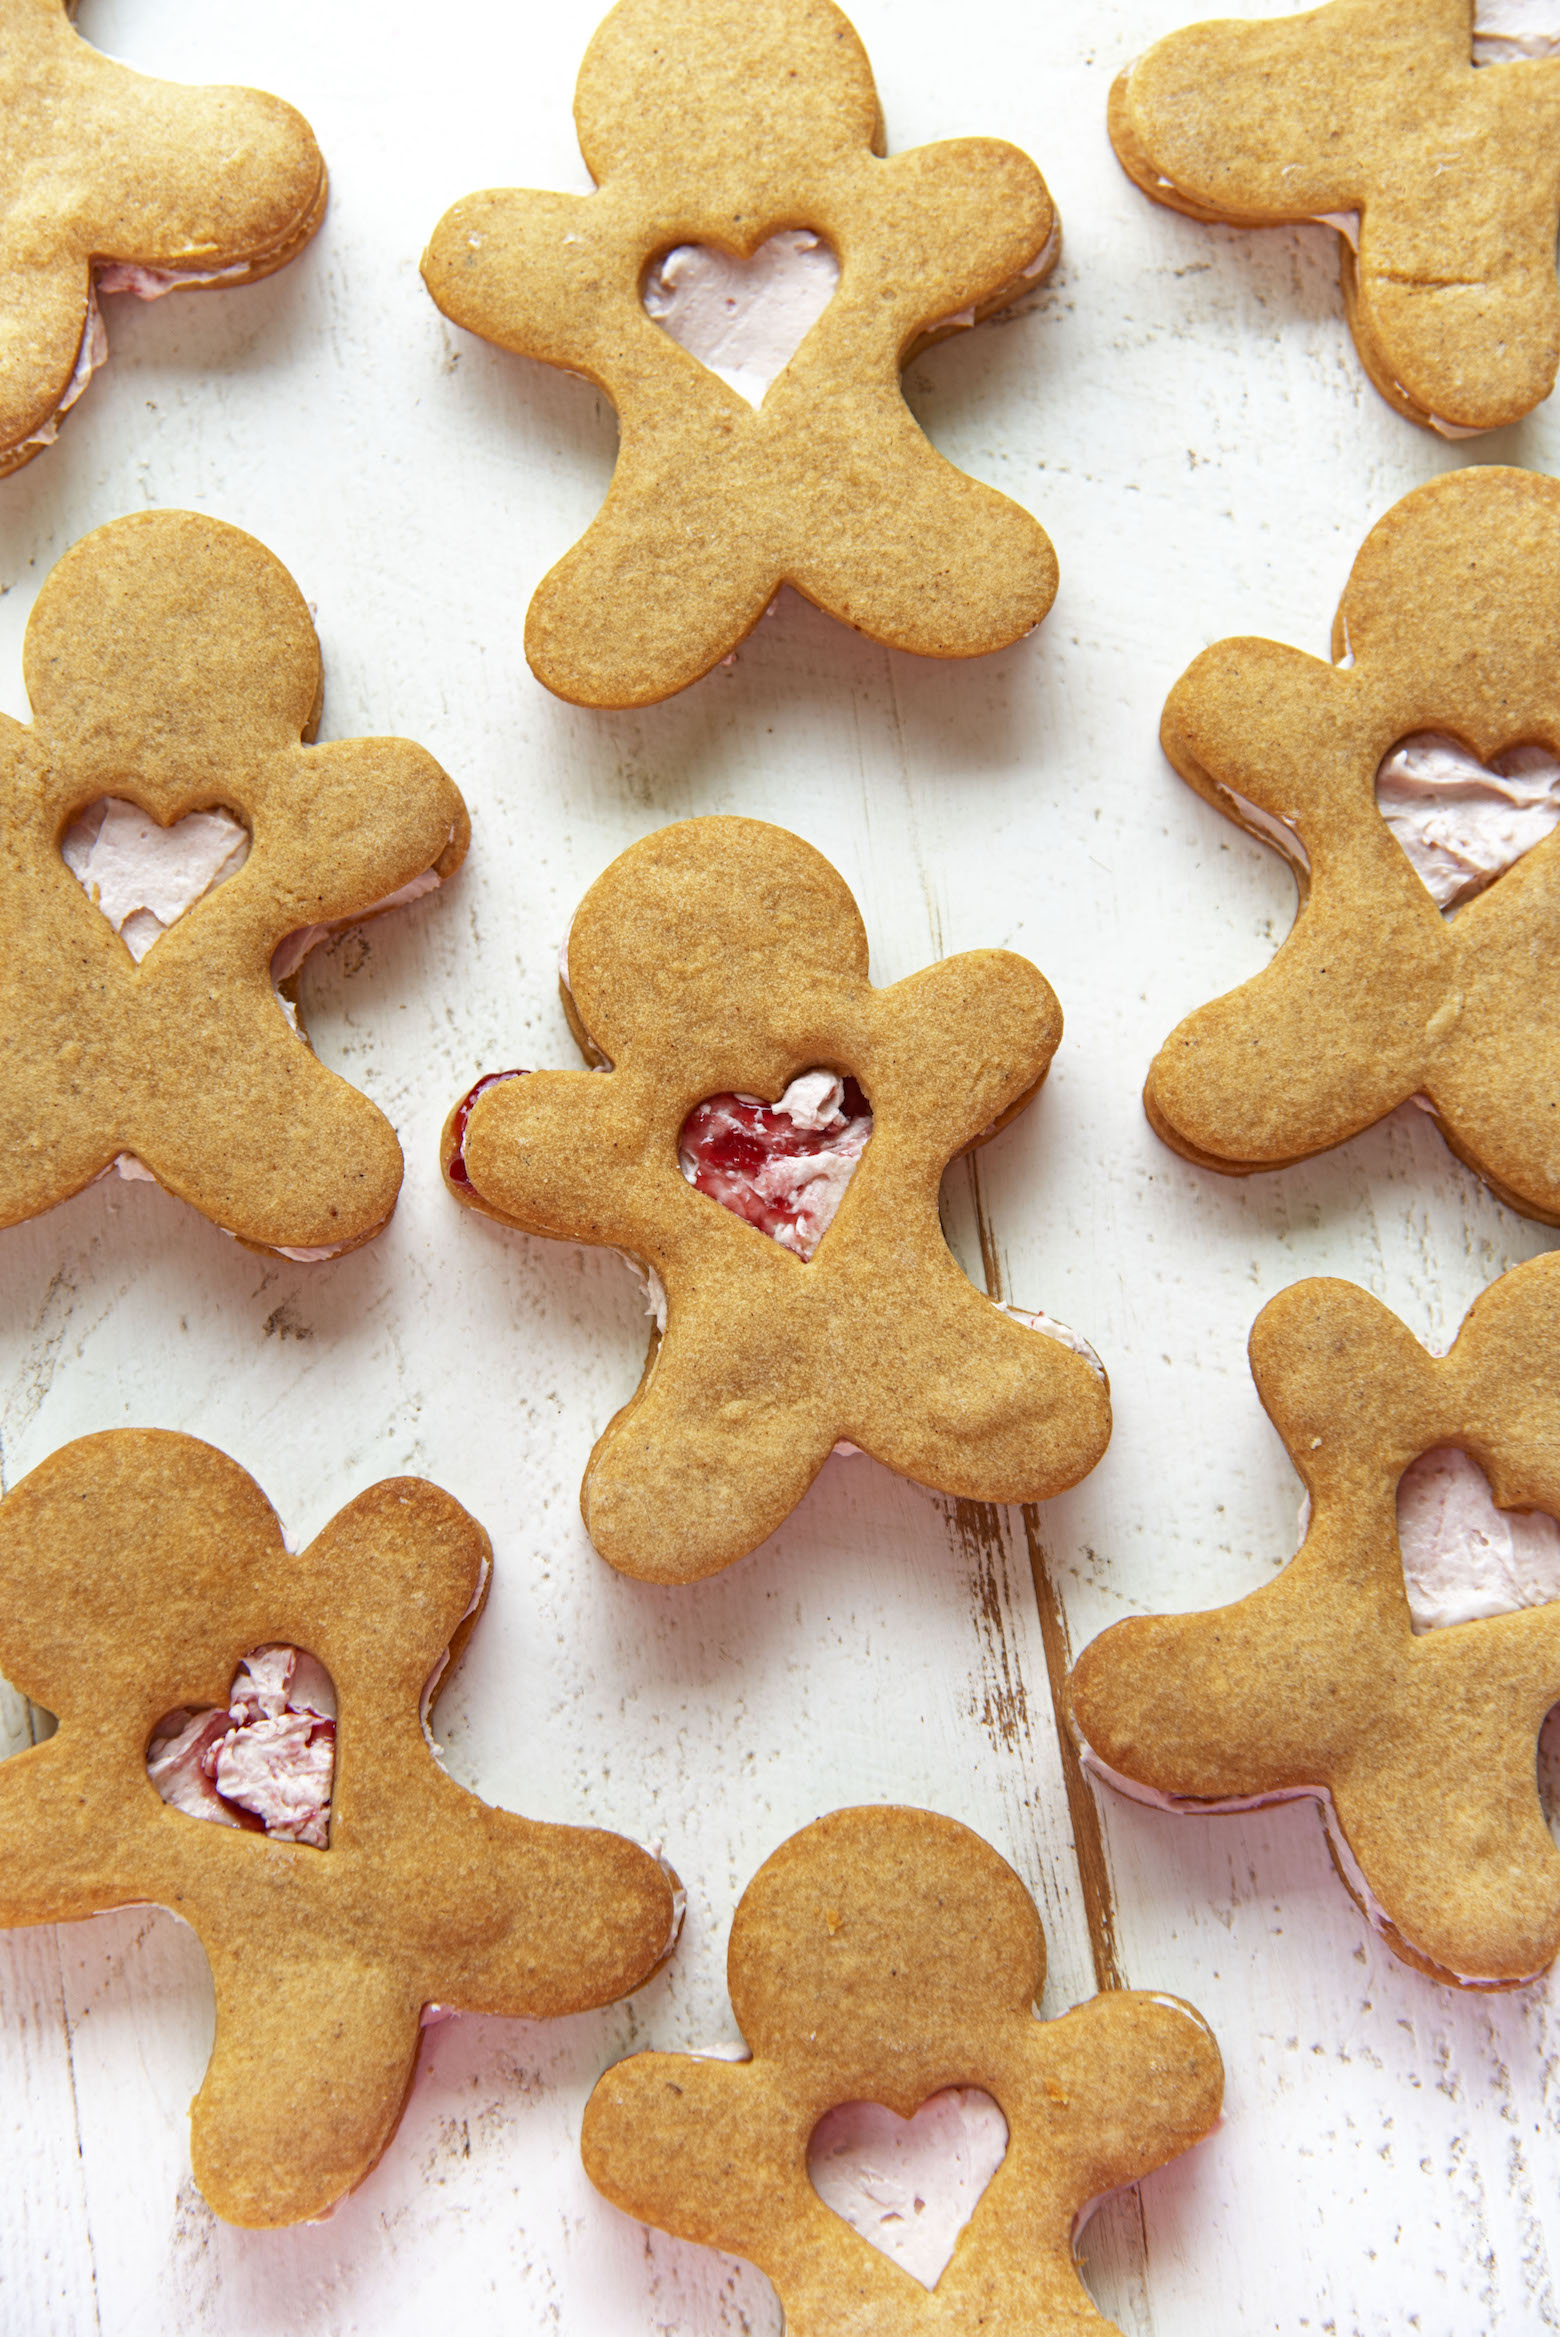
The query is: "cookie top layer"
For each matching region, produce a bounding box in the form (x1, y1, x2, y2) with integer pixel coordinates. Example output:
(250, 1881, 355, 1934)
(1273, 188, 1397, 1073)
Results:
(0, 1430, 679, 2226)
(422, 0, 1059, 705)
(1071, 1255, 1560, 1988)
(443, 817, 1111, 1582)
(1110, 0, 1560, 432)
(1146, 465, 1560, 1223)
(0, 0, 326, 469)
(583, 1806, 1223, 2334)
(1, 509, 468, 1258)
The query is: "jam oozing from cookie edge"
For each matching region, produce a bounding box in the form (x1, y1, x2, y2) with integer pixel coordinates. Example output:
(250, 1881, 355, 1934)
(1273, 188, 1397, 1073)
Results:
(146, 1645, 336, 1848)
(679, 1071, 873, 1260)
(447, 1069, 529, 1187)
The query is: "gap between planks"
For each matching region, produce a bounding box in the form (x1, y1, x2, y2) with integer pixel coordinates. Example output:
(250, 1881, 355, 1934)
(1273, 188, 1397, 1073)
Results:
(956, 1155, 1153, 2327)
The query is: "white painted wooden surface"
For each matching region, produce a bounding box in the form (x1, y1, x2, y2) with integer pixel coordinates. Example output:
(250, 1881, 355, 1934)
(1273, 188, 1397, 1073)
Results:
(1, 0, 1556, 2328)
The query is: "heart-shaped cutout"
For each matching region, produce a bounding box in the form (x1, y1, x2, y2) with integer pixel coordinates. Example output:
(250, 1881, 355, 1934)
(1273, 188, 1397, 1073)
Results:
(808, 2086, 1009, 2291)
(679, 1070, 872, 1260)
(1376, 733, 1560, 913)
(1397, 1446, 1560, 1632)
(643, 229, 839, 407)
(147, 1645, 336, 1847)
(62, 795, 249, 963)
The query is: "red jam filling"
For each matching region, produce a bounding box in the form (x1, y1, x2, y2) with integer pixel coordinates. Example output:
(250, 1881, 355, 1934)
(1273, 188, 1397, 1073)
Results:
(448, 1068, 528, 1187)
(678, 1073, 872, 1260)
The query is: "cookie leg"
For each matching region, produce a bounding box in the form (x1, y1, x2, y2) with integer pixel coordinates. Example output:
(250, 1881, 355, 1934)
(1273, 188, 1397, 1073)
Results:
(189, 1952, 422, 2228)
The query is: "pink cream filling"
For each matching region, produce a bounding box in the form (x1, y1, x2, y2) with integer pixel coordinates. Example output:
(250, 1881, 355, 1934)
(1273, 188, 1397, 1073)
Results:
(95, 259, 253, 300)
(147, 1645, 336, 1848)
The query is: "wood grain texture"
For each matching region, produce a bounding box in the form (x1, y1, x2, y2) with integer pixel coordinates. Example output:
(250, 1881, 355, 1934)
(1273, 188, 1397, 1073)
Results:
(0, 0, 1556, 2329)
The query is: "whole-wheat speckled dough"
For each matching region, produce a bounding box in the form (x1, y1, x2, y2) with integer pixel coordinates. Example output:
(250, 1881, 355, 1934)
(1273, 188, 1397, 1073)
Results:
(1071, 1256, 1560, 1989)
(422, 0, 1059, 707)
(0, 1430, 679, 2227)
(1, 509, 468, 1260)
(0, 0, 326, 472)
(1146, 466, 1560, 1223)
(583, 1806, 1222, 2336)
(442, 817, 1111, 1584)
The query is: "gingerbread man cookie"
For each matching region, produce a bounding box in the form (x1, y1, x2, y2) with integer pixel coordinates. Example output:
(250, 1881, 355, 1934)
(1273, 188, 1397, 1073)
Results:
(1111, 0, 1560, 434)
(1071, 1256, 1560, 1990)
(0, 1430, 679, 2226)
(1, 508, 468, 1262)
(583, 1807, 1223, 2335)
(0, 0, 326, 474)
(441, 818, 1111, 1584)
(422, 0, 1059, 707)
(1146, 466, 1560, 1224)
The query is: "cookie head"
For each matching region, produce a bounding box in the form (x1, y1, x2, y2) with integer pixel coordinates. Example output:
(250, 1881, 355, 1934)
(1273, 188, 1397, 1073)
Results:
(727, 1807, 1044, 2085)
(572, 0, 882, 192)
(1145, 467, 1560, 1224)
(1332, 465, 1560, 740)
(445, 817, 1110, 1583)
(422, 0, 1059, 706)
(26, 507, 323, 793)
(563, 817, 869, 1082)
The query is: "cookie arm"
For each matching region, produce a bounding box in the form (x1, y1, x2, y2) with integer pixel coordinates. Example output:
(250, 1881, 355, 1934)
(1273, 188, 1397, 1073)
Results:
(453, 1067, 666, 1242)
(582, 2054, 791, 2258)
(261, 738, 468, 928)
(870, 951, 1061, 1154)
(1110, 6, 1436, 223)
(866, 139, 1055, 336)
(69, 53, 324, 273)
(1416, 846, 1560, 1223)
(1148, 644, 1450, 1171)
(405, 1798, 679, 2017)
(1068, 1549, 1374, 1806)
(0, 1739, 119, 1927)
(421, 188, 629, 375)
(1036, 1992, 1224, 2189)
(1459, 1253, 1560, 1495)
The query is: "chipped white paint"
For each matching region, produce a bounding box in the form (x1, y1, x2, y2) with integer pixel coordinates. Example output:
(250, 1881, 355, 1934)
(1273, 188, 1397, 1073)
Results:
(0, 0, 1555, 2331)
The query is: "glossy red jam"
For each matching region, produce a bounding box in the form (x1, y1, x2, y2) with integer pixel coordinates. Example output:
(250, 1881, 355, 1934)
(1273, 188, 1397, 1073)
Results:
(448, 1068, 528, 1187)
(678, 1072, 872, 1260)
